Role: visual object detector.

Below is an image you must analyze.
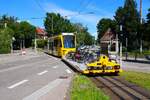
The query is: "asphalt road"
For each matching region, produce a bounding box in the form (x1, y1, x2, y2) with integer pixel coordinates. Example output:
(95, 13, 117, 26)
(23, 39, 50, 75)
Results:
(0, 50, 73, 100)
(122, 61, 150, 73)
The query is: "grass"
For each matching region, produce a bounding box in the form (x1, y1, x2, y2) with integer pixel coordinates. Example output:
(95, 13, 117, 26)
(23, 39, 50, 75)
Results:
(70, 74, 109, 100)
(120, 71, 150, 90)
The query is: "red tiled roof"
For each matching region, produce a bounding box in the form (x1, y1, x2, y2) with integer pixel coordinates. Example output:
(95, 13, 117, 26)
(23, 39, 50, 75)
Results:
(36, 28, 47, 36)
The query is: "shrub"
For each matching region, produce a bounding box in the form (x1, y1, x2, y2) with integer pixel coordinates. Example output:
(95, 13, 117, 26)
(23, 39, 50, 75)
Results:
(36, 39, 47, 48)
(0, 28, 12, 54)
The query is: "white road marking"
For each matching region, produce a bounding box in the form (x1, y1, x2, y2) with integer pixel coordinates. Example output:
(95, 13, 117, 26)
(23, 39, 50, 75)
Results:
(37, 70, 48, 75)
(53, 65, 58, 69)
(23, 79, 63, 100)
(66, 69, 72, 74)
(8, 80, 28, 89)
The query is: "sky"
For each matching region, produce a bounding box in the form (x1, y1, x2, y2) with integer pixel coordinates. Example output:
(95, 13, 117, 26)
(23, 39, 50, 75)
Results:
(0, 0, 150, 38)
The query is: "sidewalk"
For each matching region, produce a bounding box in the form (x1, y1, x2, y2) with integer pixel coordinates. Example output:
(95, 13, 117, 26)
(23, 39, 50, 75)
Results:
(122, 56, 150, 64)
(0, 49, 41, 64)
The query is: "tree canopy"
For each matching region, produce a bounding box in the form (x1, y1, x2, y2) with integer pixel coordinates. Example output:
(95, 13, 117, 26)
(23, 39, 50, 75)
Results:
(97, 18, 116, 43)
(44, 13, 75, 36)
(96, 0, 146, 51)
(44, 13, 95, 46)
(0, 15, 36, 51)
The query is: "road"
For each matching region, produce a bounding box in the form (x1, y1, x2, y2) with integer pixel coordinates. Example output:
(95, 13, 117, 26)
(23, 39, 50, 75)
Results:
(0, 49, 73, 100)
(122, 61, 150, 73)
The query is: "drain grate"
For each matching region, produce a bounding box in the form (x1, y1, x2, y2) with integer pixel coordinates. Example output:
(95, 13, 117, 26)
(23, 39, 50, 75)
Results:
(59, 76, 68, 79)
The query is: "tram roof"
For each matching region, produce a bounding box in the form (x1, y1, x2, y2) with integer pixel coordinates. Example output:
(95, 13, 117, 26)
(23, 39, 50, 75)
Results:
(62, 33, 74, 35)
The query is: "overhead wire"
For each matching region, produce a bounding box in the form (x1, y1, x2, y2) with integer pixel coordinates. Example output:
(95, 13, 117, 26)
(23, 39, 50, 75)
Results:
(33, 0, 46, 13)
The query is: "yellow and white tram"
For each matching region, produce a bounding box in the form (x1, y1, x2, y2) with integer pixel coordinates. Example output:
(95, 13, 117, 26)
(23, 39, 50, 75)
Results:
(48, 33, 76, 57)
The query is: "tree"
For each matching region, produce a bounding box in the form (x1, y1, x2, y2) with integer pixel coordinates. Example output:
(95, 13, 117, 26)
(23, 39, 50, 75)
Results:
(143, 8, 150, 49)
(16, 21, 36, 48)
(97, 18, 116, 43)
(72, 23, 95, 47)
(0, 15, 36, 49)
(44, 13, 75, 36)
(114, 0, 140, 51)
(0, 15, 17, 35)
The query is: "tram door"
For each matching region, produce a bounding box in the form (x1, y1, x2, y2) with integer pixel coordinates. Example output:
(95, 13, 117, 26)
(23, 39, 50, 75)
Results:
(57, 38, 62, 56)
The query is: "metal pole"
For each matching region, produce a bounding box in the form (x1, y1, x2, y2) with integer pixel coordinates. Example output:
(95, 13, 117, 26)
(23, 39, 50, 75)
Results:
(11, 40, 13, 53)
(34, 32, 37, 53)
(125, 37, 128, 60)
(51, 15, 53, 33)
(120, 25, 122, 67)
(120, 42, 122, 67)
(47, 39, 49, 51)
(140, 0, 143, 53)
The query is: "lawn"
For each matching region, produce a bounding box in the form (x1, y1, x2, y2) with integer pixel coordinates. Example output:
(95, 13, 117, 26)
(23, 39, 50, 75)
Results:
(70, 74, 109, 100)
(120, 71, 150, 90)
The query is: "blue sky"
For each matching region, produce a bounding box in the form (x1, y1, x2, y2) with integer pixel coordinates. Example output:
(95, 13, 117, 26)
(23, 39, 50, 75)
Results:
(0, 0, 150, 38)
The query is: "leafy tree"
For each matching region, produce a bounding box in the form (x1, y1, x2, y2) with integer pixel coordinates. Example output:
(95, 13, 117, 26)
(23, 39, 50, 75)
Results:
(0, 15, 36, 49)
(16, 21, 36, 48)
(0, 15, 17, 35)
(72, 23, 95, 47)
(97, 18, 116, 43)
(114, 0, 140, 51)
(44, 13, 75, 36)
(143, 8, 150, 48)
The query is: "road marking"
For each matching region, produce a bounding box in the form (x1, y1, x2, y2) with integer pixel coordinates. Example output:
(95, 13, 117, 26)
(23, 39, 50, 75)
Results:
(66, 69, 72, 74)
(23, 79, 63, 100)
(8, 80, 28, 89)
(37, 70, 48, 75)
(53, 65, 58, 69)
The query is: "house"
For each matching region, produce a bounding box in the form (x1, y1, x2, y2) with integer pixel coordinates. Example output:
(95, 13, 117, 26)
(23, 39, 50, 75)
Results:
(36, 27, 47, 40)
(100, 28, 118, 54)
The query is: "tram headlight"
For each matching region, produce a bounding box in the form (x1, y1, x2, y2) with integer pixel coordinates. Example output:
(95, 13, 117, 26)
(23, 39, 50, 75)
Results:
(114, 66, 120, 69)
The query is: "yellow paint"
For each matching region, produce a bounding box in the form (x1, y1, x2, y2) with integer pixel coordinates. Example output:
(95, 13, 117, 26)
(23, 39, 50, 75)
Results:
(49, 33, 76, 57)
(86, 55, 122, 74)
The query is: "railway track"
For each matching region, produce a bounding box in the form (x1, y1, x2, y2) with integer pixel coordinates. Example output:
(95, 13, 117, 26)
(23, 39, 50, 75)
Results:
(91, 76, 150, 100)
(61, 58, 150, 100)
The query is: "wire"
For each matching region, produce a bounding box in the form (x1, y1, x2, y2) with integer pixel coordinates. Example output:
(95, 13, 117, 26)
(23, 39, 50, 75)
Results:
(78, 0, 93, 14)
(33, 0, 46, 13)
(18, 17, 45, 20)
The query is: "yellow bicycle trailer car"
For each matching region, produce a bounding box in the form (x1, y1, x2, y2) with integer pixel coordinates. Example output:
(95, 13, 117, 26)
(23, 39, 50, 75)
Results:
(83, 55, 123, 75)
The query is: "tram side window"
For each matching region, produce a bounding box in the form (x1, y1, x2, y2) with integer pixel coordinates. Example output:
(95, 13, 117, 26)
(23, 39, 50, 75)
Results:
(54, 39, 58, 47)
(49, 42, 53, 50)
(54, 39, 62, 47)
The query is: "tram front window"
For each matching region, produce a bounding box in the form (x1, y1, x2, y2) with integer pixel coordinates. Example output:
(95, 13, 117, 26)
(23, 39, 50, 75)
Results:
(63, 35, 75, 48)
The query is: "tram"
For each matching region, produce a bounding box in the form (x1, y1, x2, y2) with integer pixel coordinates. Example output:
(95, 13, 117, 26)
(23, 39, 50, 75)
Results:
(48, 33, 76, 57)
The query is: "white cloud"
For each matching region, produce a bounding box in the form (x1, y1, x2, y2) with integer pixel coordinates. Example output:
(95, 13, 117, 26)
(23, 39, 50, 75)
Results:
(42, 2, 114, 37)
(43, 2, 100, 25)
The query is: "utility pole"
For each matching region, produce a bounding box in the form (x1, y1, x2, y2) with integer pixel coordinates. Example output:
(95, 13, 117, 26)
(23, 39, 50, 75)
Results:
(140, 0, 143, 53)
(51, 15, 53, 33)
(34, 32, 37, 53)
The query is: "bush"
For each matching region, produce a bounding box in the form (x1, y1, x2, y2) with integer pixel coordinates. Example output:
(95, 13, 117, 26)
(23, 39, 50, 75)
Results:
(36, 39, 47, 48)
(0, 46, 11, 54)
(0, 28, 12, 54)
